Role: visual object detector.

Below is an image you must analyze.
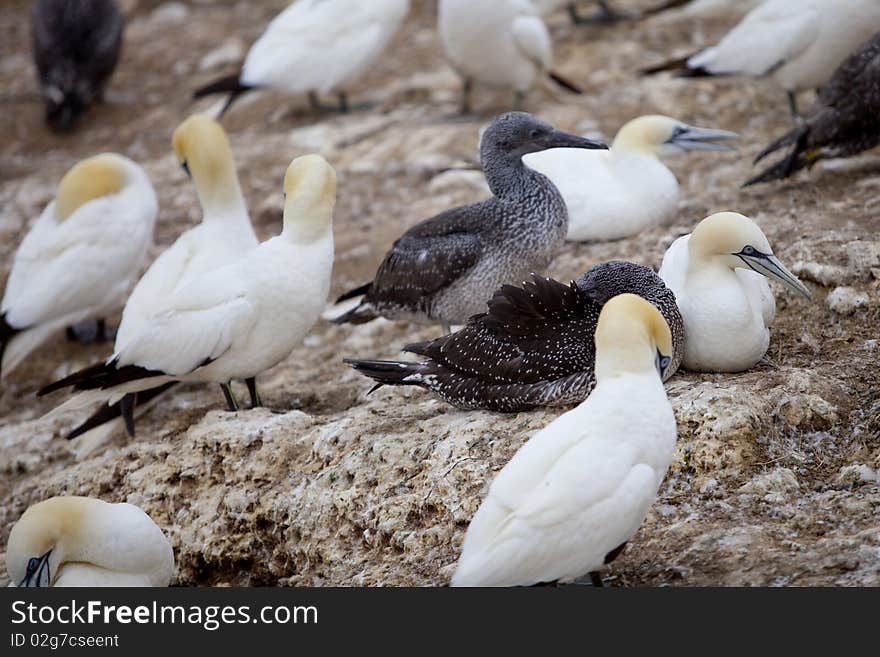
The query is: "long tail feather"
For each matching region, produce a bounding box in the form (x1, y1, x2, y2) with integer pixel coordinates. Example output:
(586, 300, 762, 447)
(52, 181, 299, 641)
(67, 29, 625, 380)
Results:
(335, 282, 372, 304)
(344, 358, 427, 389)
(548, 72, 583, 95)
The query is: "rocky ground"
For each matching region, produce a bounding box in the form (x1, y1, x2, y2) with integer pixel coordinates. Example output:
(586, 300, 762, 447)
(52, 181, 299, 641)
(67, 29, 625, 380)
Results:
(1, 0, 878, 586)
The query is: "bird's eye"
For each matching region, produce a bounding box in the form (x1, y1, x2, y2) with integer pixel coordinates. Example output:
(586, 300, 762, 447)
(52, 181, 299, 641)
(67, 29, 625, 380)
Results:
(529, 129, 541, 139)
(742, 245, 756, 256)
(27, 557, 40, 573)
(660, 356, 671, 370)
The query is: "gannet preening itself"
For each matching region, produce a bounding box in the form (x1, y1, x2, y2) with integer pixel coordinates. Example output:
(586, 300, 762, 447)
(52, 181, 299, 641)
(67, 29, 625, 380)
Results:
(658, 212, 811, 372)
(1, 154, 156, 380)
(643, 0, 880, 117)
(193, 0, 410, 116)
(7, 497, 174, 587)
(746, 32, 880, 186)
(49, 114, 258, 440)
(451, 294, 677, 587)
(333, 112, 607, 332)
(346, 261, 684, 412)
(524, 115, 738, 242)
(32, 0, 123, 132)
(40, 155, 336, 425)
(438, 0, 584, 113)
(534, 0, 630, 25)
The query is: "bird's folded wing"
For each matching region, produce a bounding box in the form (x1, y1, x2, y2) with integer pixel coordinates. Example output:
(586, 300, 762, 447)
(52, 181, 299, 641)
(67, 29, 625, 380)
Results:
(689, 6, 819, 76)
(819, 37, 880, 108)
(657, 234, 690, 294)
(511, 15, 552, 71)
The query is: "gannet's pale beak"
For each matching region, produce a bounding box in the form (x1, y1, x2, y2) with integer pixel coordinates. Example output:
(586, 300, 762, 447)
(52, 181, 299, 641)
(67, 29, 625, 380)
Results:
(20, 550, 52, 588)
(736, 249, 812, 299)
(544, 129, 608, 151)
(669, 125, 739, 152)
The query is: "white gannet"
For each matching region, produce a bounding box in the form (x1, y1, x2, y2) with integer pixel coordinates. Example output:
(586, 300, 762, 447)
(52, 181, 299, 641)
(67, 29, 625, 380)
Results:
(451, 294, 677, 587)
(50, 114, 259, 443)
(40, 155, 336, 423)
(1, 154, 157, 379)
(438, 0, 583, 113)
(6, 496, 174, 587)
(32, 0, 123, 131)
(193, 0, 410, 116)
(524, 115, 738, 242)
(644, 0, 880, 117)
(658, 211, 811, 372)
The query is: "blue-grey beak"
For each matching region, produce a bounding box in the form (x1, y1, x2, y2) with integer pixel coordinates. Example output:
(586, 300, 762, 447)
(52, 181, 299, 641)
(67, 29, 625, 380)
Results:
(668, 125, 739, 152)
(735, 249, 812, 299)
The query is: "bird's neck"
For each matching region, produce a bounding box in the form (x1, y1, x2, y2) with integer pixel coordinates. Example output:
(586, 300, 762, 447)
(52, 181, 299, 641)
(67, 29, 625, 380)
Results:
(483, 149, 560, 206)
(194, 168, 248, 221)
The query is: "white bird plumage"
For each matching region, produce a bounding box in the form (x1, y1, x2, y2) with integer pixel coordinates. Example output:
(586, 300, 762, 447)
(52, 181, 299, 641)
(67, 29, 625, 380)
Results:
(524, 115, 737, 242)
(241, 0, 410, 98)
(659, 211, 810, 372)
(451, 294, 677, 587)
(1, 154, 157, 378)
(46, 154, 337, 416)
(6, 496, 174, 587)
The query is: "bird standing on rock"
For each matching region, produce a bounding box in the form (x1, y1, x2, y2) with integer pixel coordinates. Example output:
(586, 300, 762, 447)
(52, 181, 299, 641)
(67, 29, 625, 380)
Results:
(1, 154, 157, 380)
(32, 0, 123, 132)
(746, 31, 880, 186)
(39, 155, 337, 429)
(193, 0, 410, 117)
(438, 0, 584, 113)
(333, 112, 607, 333)
(346, 261, 684, 412)
(451, 294, 678, 587)
(659, 211, 811, 372)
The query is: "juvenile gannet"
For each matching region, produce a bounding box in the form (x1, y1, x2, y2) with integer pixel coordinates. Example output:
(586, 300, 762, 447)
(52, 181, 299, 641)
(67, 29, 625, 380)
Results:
(746, 32, 880, 186)
(451, 294, 677, 587)
(438, 0, 583, 113)
(346, 261, 684, 411)
(193, 0, 410, 116)
(6, 496, 174, 587)
(40, 155, 336, 423)
(658, 212, 811, 372)
(644, 0, 880, 117)
(51, 114, 258, 440)
(32, 0, 123, 131)
(524, 115, 738, 242)
(1, 154, 157, 379)
(334, 112, 606, 331)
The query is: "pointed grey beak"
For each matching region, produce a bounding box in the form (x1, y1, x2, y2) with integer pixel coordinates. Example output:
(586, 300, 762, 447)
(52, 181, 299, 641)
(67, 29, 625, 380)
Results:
(669, 125, 739, 152)
(736, 251, 812, 299)
(544, 129, 608, 151)
(20, 550, 52, 588)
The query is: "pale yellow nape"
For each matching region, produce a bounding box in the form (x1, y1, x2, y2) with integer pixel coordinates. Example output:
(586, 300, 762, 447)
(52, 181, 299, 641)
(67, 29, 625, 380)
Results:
(55, 155, 127, 221)
(594, 294, 672, 377)
(688, 211, 771, 259)
(282, 154, 337, 241)
(611, 115, 678, 154)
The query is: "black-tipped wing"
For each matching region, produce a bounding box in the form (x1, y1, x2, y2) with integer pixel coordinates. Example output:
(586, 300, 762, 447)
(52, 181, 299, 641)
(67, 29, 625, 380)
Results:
(405, 274, 600, 385)
(364, 203, 488, 313)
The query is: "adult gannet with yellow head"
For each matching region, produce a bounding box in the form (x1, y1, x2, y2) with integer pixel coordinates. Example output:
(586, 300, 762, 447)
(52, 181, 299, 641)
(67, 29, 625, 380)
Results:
(659, 212, 811, 372)
(6, 497, 174, 587)
(451, 294, 677, 587)
(49, 114, 259, 443)
(524, 115, 737, 242)
(1, 154, 157, 379)
(40, 155, 337, 423)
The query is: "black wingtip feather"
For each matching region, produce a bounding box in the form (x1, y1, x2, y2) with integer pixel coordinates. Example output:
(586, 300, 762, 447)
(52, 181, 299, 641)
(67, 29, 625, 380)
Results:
(0, 312, 21, 379)
(344, 358, 426, 389)
(335, 282, 372, 304)
(548, 71, 583, 95)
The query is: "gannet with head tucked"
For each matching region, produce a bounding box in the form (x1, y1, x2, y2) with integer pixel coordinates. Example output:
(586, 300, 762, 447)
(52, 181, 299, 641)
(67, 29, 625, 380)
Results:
(659, 212, 811, 372)
(193, 0, 410, 116)
(53, 114, 259, 442)
(333, 112, 607, 332)
(747, 32, 880, 186)
(438, 0, 583, 113)
(32, 0, 123, 132)
(644, 0, 880, 117)
(40, 155, 336, 423)
(524, 115, 737, 242)
(451, 294, 677, 587)
(1, 154, 156, 380)
(346, 261, 684, 411)
(7, 496, 174, 587)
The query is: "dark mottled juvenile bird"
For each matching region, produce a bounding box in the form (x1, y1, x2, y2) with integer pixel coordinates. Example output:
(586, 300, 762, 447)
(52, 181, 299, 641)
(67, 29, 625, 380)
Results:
(334, 112, 607, 333)
(345, 260, 684, 412)
(746, 31, 880, 186)
(32, 0, 123, 132)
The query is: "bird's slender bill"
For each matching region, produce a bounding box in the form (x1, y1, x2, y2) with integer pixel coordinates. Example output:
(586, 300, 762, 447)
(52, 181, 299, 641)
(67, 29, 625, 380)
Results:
(737, 251, 812, 299)
(19, 550, 52, 587)
(670, 126, 739, 151)
(544, 130, 608, 151)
